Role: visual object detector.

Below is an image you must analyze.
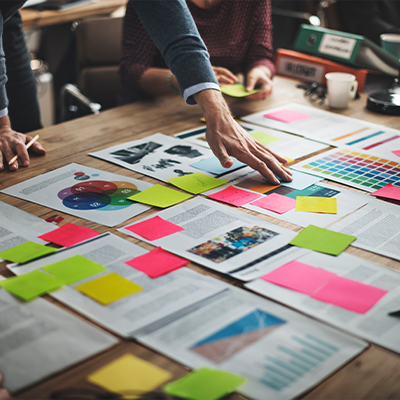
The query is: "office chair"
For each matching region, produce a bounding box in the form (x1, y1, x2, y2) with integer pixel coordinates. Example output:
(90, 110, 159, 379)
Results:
(60, 15, 122, 122)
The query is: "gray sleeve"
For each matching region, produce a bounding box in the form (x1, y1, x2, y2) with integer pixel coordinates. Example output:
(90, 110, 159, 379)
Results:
(129, 0, 219, 105)
(0, 9, 9, 112)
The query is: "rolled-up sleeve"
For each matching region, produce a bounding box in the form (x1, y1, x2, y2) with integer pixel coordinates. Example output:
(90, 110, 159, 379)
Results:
(129, 0, 219, 105)
(0, 10, 9, 113)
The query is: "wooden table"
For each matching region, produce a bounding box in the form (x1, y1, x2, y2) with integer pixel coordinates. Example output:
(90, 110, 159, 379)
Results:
(1, 76, 400, 400)
(21, 0, 127, 28)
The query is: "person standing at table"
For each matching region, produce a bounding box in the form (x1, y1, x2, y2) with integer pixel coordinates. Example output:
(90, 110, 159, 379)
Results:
(119, 0, 275, 104)
(0, 0, 45, 172)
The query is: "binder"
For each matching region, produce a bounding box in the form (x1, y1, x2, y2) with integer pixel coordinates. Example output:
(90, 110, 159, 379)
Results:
(293, 25, 400, 76)
(275, 48, 372, 92)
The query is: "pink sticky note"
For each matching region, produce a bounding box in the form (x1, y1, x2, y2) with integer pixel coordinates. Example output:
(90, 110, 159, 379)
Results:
(311, 275, 388, 314)
(38, 223, 99, 247)
(261, 261, 336, 294)
(125, 247, 190, 278)
(391, 150, 400, 157)
(207, 186, 261, 207)
(371, 183, 400, 201)
(263, 109, 312, 123)
(251, 193, 296, 214)
(124, 216, 184, 241)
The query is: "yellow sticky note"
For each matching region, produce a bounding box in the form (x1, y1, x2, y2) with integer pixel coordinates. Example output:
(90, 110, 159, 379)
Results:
(296, 196, 337, 214)
(75, 273, 143, 305)
(87, 354, 172, 399)
(128, 185, 192, 208)
(220, 83, 261, 97)
(250, 131, 282, 146)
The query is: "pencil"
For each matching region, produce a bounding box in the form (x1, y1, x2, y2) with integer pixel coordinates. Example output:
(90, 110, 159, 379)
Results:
(8, 134, 40, 166)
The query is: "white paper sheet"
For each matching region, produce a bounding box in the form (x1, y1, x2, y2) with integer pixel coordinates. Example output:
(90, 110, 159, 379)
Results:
(245, 248, 400, 354)
(8, 233, 225, 337)
(118, 197, 297, 280)
(329, 199, 400, 261)
(175, 122, 329, 161)
(0, 200, 57, 252)
(241, 102, 400, 160)
(1, 163, 152, 227)
(89, 133, 220, 182)
(137, 286, 367, 400)
(0, 278, 117, 393)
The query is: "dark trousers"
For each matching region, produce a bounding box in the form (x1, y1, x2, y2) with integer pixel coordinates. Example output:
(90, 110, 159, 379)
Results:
(4, 11, 42, 133)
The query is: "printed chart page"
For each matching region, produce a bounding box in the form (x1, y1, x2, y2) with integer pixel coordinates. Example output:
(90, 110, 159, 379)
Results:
(137, 286, 367, 400)
(204, 167, 369, 228)
(89, 133, 236, 182)
(118, 197, 297, 280)
(329, 198, 400, 261)
(175, 122, 328, 161)
(8, 233, 224, 337)
(1, 163, 152, 227)
(241, 102, 400, 160)
(0, 200, 57, 252)
(246, 248, 400, 353)
(291, 147, 400, 193)
(0, 277, 118, 393)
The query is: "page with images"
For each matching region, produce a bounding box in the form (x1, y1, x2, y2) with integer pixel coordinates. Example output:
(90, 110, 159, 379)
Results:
(137, 286, 367, 400)
(246, 247, 400, 354)
(118, 197, 297, 279)
(0, 200, 57, 253)
(7, 233, 225, 337)
(0, 276, 118, 393)
(1, 163, 152, 227)
(329, 199, 400, 261)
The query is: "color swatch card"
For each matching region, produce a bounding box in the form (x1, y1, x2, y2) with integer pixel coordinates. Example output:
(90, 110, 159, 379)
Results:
(1, 163, 153, 227)
(292, 147, 400, 193)
(90, 133, 217, 183)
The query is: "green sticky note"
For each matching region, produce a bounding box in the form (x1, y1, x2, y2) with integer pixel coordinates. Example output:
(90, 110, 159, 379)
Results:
(127, 184, 192, 208)
(289, 225, 356, 256)
(0, 270, 65, 301)
(220, 83, 261, 97)
(167, 173, 228, 194)
(250, 131, 282, 146)
(42, 255, 107, 284)
(163, 368, 246, 400)
(0, 241, 57, 264)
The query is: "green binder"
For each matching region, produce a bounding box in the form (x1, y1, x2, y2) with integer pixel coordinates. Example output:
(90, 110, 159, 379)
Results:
(293, 25, 399, 76)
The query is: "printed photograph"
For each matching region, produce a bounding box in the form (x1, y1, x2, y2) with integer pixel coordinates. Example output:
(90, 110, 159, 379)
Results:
(111, 141, 162, 164)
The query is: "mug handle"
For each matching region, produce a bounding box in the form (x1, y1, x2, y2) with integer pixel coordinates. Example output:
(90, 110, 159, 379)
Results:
(349, 80, 358, 100)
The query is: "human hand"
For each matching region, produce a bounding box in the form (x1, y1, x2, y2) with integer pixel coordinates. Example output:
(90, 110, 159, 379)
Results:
(212, 66, 238, 86)
(194, 89, 292, 184)
(0, 116, 46, 172)
(245, 66, 273, 101)
(0, 373, 11, 400)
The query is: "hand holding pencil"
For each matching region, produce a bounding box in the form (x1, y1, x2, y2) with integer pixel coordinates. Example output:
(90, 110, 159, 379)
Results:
(0, 116, 46, 171)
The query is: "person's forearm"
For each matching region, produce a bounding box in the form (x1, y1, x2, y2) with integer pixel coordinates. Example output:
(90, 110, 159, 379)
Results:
(140, 68, 179, 96)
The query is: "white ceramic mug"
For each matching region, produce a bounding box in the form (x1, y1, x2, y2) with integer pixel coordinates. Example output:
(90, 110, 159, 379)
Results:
(325, 72, 358, 109)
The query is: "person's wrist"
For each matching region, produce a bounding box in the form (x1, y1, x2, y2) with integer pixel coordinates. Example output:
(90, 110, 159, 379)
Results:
(0, 115, 11, 128)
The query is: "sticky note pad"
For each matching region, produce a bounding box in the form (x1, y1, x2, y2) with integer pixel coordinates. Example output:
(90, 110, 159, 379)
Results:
(311, 275, 388, 314)
(251, 193, 296, 214)
(190, 156, 246, 175)
(289, 225, 356, 256)
(42, 255, 107, 284)
(261, 261, 336, 294)
(220, 83, 261, 97)
(167, 173, 228, 194)
(208, 185, 261, 207)
(125, 247, 190, 278)
(263, 109, 312, 123)
(0, 270, 64, 301)
(128, 184, 192, 208)
(125, 216, 184, 241)
(296, 196, 337, 214)
(250, 131, 282, 146)
(75, 273, 143, 305)
(0, 241, 57, 264)
(38, 223, 99, 247)
(391, 150, 400, 157)
(163, 367, 246, 400)
(371, 183, 400, 201)
(87, 353, 172, 398)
